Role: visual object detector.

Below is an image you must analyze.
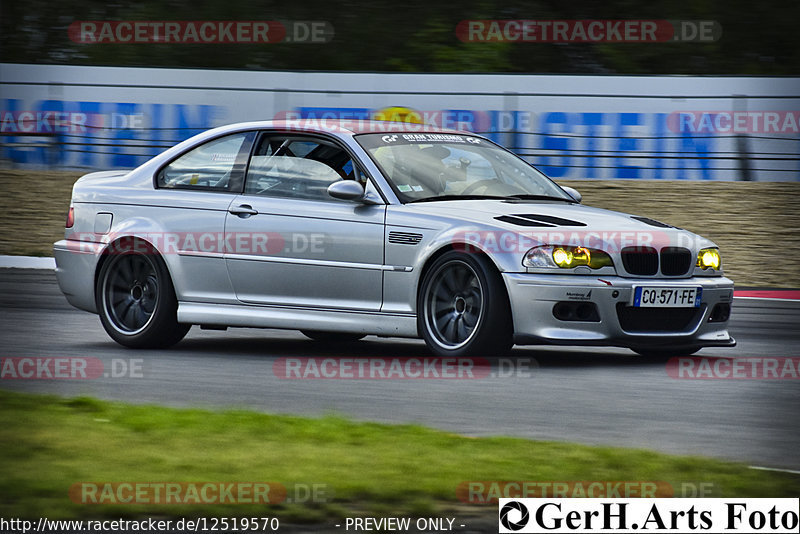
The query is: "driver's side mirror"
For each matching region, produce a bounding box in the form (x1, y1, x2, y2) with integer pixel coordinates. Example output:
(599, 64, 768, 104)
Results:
(328, 180, 366, 201)
(561, 186, 582, 203)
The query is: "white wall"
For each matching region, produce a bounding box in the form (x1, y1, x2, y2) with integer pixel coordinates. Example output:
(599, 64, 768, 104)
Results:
(1, 63, 798, 180)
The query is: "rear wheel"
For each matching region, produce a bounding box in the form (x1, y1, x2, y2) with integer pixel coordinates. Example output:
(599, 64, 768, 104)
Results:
(418, 251, 512, 357)
(301, 331, 366, 342)
(96, 246, 189, 348)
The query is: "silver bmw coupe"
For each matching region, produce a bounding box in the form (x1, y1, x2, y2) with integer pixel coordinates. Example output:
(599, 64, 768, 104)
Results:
(54, 120, 735, 357)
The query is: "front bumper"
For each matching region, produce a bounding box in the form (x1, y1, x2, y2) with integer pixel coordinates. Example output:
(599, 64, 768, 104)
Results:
(503, 273, 735, 350)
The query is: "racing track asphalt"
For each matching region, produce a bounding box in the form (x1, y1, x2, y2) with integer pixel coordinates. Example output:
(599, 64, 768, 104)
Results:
(1, 268, 798, 471)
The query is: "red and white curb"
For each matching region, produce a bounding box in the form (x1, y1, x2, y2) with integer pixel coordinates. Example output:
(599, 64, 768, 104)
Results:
(733, 290, 800, 302)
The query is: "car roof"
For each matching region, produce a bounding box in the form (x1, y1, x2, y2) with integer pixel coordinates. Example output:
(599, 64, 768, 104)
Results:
(221, 119, 469, 137)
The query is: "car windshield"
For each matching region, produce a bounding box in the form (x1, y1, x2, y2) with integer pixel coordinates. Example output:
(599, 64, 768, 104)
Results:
(355, 132, 573, 203)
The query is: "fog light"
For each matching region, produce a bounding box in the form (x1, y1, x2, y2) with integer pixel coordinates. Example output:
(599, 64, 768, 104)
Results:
(709, 303, 731, 322)
(552, 301, 600, 322)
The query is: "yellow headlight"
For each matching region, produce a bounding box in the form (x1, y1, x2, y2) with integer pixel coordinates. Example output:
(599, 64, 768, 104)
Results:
(550, 246, 611, 269)
(572, 247, 590, 264)
(553, 247, 572, 267)
(523, 245, 614, 269)
(697, 248, 721, 270)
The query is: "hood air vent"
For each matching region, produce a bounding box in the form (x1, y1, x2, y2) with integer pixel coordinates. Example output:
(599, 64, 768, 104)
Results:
(631, 216, 673, 228)
(495, 214, 587, 227)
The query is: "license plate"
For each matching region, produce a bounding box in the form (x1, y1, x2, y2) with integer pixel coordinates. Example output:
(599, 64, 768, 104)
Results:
(633, 286, 702, 308)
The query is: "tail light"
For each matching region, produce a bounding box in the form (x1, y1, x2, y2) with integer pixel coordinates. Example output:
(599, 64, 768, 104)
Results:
(66, 206, 74, 228)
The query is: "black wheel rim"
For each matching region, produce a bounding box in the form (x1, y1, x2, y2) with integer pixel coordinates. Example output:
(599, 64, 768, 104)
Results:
(103, 254, 159, 334)
(424, 260, 484, 349)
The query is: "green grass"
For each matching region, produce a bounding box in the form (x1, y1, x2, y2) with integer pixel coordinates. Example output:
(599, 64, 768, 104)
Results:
(1, 389, 798, 521)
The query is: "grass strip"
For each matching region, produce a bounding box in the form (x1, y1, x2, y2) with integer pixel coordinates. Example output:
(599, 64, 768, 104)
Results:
(0, 389, 798, 522)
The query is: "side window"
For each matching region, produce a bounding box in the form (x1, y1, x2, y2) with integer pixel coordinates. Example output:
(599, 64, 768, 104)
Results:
(244, 136, 355, 201)
(157, 132, 254, 191)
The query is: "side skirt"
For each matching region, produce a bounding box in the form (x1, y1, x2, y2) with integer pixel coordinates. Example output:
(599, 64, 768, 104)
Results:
(177, 302, 419, 337)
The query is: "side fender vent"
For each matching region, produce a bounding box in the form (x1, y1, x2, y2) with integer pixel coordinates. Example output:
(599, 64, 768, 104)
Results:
(388, 231, 423, 245)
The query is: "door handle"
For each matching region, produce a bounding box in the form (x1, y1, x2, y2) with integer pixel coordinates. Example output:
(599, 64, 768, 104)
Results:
(229, 204, 258, 217)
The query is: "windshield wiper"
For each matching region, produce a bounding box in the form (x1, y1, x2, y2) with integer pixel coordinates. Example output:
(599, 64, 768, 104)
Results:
(505, 194, 576, 202)
(408, 194, 508, 203)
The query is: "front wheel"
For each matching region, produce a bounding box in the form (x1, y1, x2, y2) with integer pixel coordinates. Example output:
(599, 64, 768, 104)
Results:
(96, 247, 190, 348)
(418, 251, 512, 357)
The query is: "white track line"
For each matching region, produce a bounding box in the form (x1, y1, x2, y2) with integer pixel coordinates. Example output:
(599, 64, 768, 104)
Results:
(733, 296, 800, 303)
(749, 465, 800, 475)
(0, 255, 56, 269)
